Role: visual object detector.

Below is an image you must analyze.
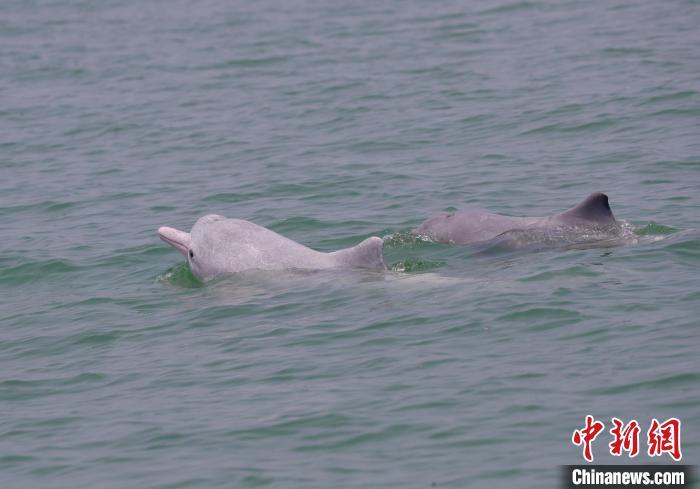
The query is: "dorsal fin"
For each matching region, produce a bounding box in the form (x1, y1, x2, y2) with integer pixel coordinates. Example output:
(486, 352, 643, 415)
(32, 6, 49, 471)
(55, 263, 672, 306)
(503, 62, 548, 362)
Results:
(559, 192, 616, 224)
(330, 237, 386, 270)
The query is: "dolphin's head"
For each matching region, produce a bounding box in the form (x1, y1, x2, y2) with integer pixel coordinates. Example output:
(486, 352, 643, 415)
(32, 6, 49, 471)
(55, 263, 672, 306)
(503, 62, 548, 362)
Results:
(158, 226, 191, 257)
(158, 214, 227, 281)
(414, 211, 454, 241)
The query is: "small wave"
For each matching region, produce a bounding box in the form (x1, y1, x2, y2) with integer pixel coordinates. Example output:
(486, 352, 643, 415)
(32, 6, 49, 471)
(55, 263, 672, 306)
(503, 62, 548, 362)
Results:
(0, 258, 81, 286)
(72, 332, 119, 346)
(664, 238, 700, 260)
(638, 90, 697, 106)
(520, 118, 617, 136)
(498, 307, 584, 332)
(478, 1, 537, 15)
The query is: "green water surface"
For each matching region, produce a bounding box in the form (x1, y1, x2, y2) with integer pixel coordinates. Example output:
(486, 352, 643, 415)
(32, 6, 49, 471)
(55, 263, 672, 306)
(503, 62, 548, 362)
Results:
(1, 0, 699, 488)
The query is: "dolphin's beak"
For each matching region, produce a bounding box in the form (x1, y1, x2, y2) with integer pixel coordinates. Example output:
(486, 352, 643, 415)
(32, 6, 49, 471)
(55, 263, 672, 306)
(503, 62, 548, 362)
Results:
(158, 226, 191, 257)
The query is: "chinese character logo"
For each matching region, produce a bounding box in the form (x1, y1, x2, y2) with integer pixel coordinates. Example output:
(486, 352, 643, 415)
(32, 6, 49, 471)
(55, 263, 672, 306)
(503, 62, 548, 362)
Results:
(609, 417, 640, 457)
(647, 418, 682, 461)
(572, 415, 605, 462)
(572, 416, 683, 462)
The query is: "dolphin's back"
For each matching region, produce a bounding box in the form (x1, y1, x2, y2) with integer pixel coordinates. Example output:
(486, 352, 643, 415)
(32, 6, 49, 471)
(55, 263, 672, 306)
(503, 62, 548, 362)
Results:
(415, 193, 618, 245)
(201, 218, 332, 272)
(189, 216, 385, 278)
(416, 210, 536, 244)
(556, 192, 616, 225)
(329, 237, 386, 269)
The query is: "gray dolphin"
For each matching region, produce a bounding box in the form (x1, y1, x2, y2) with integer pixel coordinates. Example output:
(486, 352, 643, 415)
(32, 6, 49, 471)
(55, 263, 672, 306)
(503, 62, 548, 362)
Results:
(158, 214, 385, 281)
(415, 192, 618, 245)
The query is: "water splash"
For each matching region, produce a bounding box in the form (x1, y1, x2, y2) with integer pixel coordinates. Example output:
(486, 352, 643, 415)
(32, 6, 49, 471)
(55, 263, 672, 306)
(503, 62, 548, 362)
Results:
(389, 258, 445, 273)
(382, 231, 434, 248)
(155, 264, 203, 288)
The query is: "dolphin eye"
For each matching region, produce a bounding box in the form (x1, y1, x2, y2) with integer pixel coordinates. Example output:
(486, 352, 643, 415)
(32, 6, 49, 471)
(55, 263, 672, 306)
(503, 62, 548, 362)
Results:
(188, 249, 194, 259)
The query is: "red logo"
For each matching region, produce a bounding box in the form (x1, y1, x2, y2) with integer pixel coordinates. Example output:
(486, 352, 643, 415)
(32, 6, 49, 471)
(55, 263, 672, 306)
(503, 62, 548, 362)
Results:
(572, 417, 683, 462)
(572, 415, 605, 462)
(647, 418, 682, 461)
(609, 417, 640, 457)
